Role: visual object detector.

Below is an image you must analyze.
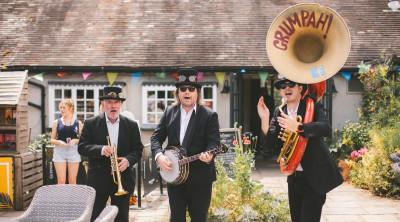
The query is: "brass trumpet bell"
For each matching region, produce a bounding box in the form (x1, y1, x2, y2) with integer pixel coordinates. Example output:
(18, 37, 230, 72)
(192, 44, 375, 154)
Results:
(266, 3, 351, 84)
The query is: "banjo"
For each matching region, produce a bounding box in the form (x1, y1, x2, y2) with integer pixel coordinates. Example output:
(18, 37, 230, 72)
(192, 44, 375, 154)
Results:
(159, 144, 228, 185)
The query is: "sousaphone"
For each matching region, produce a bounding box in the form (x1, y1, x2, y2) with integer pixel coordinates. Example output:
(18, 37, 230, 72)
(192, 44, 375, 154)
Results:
(266, 4, 351, 175)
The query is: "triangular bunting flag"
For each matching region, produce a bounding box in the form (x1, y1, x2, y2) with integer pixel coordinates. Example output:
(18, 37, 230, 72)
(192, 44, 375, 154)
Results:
(107, 72, 118, 85)
(172, 72, 178, 80)
(57, 72, 67, 77)
(31, 73, 44, 82)
(156, 72, 166, 79)
(358, 60, 370, 74)
(341, 72, 351, 82)
(198, 72, 204, 82)
(258, 72, 269, 87)
(132, 72, 142, 85)
(82, 72, 92, 80)
(215, 72, 226, 85)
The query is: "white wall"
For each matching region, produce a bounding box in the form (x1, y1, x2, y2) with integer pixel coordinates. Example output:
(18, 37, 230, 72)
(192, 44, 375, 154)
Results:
(27, 72, 230, 145)
(331, 75, 362, 132)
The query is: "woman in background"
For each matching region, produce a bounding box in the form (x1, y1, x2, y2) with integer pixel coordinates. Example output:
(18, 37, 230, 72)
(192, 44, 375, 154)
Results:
(50, 99, 83, 184)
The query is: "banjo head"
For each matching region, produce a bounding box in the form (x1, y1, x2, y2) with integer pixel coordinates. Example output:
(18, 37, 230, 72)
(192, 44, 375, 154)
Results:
(160, 149, 181, 183)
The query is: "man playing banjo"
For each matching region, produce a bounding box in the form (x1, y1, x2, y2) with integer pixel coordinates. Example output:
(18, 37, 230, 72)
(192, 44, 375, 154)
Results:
(151, 68, 221, 222)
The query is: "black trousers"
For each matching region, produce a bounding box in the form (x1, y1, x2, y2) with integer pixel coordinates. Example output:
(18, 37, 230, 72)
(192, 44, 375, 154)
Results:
(167, 182, 213, 222)
(288, 172, 326, 222)
(91, 182, 131, 222)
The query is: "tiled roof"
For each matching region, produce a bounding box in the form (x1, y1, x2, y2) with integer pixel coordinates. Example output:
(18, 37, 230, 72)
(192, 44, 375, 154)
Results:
(0, 71, 27, 105)
(0, 0, 399, 68)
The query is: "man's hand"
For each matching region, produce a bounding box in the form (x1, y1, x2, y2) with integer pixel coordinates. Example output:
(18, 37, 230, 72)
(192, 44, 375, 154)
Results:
(277, 111, 300, 132)
(157, 155, 173, 172)
(117, 157, 129, 172)
(103, 146, 114, 157)
(257, 96, 270, 121)
(200, 152, 213, 163)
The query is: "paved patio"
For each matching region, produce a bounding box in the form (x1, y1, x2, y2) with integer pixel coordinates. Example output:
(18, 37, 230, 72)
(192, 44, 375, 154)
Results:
(2, 159, 400, 221)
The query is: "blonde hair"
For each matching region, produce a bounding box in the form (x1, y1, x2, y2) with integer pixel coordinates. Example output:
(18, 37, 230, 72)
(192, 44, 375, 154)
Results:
(59, 99, 75, 115)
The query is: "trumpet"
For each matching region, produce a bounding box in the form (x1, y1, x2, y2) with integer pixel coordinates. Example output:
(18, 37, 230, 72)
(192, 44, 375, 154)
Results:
(107, 136, 128, 196)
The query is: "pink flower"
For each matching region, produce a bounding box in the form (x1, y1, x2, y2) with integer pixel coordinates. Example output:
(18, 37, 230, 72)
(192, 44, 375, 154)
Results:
(233, 140, 238, 146)
(351, 151, 359, 157)
(244, 140, 251, 145)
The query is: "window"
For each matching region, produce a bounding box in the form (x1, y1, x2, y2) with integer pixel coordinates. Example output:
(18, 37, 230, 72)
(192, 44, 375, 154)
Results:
(48, 82, 124, 127)
(141, 83, 217, 128)
(348, 76, 363, 93)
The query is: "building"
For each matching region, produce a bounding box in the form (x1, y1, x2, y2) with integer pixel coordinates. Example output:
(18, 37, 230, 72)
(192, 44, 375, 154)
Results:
(1, 0, 399, 150)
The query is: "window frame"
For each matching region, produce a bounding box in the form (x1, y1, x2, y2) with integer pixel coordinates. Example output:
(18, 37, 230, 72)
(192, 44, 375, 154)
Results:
(141, 83, 217, 128)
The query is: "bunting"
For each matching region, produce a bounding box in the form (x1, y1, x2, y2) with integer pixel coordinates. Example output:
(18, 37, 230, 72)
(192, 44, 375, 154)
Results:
(82, 72, 92, 80)
(156, 72, 166, 79)
(57, 72, 67, 77)
(107, 72, 118, 85)
(172, 72, 178, 81)
(31, 73, 44, 82)
(258, 72, 269, 87)
(341, 72, 351, 82)
(198, 72, 204, 82)
(358, 60, 370, 74)
(131, 72, 142, 85)
(215, 72, 226, 85)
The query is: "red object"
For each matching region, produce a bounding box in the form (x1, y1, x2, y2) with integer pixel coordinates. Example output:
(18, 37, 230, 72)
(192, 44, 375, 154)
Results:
(307, 81, 326, 102)
(279, 97, 314, 175)
(57, 72, 67, 77)
(172, 72, 178, 80)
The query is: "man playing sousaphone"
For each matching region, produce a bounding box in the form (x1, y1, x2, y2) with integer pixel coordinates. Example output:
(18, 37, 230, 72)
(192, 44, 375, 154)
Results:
(78, 86, 143, 222)
(151, 68, 220, 222)
(257, 74, 343, 222)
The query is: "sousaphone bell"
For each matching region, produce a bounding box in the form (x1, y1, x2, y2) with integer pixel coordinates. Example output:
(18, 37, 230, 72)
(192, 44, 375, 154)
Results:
(266, 4, 351, 175)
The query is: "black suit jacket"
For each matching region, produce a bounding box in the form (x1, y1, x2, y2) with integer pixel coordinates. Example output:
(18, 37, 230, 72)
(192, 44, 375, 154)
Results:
(78, 113, 143, 193)
(264, 97, 343, 194)
(151, 104, 220, 184)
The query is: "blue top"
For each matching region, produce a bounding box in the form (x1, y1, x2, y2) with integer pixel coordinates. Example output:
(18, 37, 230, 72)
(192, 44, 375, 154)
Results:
(57, 118, 79, 142)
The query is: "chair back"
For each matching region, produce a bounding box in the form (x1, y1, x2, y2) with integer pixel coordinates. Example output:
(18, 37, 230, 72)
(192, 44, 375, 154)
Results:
(93, 205, 118, 222)
(15, 184, 95, 222)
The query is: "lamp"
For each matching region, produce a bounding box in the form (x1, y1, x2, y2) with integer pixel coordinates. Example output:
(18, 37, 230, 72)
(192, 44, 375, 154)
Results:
(220, 80, 230, 93)
(388, 0, 400, 11)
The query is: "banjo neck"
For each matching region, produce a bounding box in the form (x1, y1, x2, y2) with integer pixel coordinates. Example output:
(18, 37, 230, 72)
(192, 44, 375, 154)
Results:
(178, 150, 214, 165)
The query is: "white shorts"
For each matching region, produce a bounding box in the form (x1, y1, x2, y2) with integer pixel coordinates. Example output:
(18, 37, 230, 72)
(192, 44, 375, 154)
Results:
(52, 145, 81, 163)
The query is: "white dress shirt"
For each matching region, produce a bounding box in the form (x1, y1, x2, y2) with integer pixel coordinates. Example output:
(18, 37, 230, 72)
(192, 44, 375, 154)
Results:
(287, 102, 303, 172)
(179, 104, 197, 146)
(155, 104, 197, 161)
(102, 115, 120, 155)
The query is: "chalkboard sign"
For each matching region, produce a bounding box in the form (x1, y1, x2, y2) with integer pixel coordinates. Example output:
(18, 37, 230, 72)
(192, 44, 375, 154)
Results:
(218, 128, 242, 176)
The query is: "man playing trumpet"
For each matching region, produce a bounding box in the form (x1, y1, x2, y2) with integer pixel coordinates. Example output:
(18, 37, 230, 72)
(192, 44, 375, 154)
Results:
(257, 75, 343, 222)
(79, 86, 143, 222)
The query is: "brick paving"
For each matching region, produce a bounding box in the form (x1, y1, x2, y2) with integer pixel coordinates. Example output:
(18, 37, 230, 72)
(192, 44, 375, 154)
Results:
(2, 159, 400, 221)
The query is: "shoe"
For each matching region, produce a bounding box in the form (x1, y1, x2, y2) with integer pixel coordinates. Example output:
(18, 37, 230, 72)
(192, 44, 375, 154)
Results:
(390, 153, 400, 162)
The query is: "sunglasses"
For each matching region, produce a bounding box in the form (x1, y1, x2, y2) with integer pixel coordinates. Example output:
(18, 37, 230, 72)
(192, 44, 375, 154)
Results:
(179, 86, 196, 92)
(278, 82, 296, 89)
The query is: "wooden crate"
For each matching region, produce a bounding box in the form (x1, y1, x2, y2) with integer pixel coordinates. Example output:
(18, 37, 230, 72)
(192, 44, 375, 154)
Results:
(13, 151, 43, 210)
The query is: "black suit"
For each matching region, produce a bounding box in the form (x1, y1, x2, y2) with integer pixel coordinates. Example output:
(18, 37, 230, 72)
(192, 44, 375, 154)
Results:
(78, 113, 143, 222)
(264, 96, 343, 222)
(151, 104, 220, 222)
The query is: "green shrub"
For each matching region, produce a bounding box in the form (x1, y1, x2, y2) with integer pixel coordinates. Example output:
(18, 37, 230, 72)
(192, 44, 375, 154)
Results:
(28, 132, 52, 151)
(208, 146, 290, 221)
(331, 120, 370, 160)
(350, 127, 400, 198)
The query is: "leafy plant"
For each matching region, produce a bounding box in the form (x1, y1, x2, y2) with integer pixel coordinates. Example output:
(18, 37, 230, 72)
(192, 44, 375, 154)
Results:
(208, 145, 290, 221)
(28, 132, 52, 151)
